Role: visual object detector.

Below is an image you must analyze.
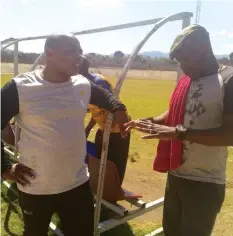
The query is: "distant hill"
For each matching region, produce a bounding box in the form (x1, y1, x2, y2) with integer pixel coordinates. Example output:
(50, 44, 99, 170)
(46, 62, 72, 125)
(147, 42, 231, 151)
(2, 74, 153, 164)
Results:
(215, 54, 230, 59)
(140, 50, 229, 59)
(140, 51, 169, 58)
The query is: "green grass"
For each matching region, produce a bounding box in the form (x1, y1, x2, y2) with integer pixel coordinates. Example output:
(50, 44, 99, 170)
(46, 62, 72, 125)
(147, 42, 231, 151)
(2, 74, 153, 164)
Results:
(1, 65, 233, 235)
(1, 73, 14, 87)
(1, 183, 163, 236)
(1, 63, 32, 74)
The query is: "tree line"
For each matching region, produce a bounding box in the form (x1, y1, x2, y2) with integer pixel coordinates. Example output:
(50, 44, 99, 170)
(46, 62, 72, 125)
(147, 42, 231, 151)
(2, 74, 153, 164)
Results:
(1, 49, 232, 71)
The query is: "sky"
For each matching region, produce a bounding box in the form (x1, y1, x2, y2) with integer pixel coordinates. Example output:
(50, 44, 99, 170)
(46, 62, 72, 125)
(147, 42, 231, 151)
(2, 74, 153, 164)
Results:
(0, 0, 233, 56)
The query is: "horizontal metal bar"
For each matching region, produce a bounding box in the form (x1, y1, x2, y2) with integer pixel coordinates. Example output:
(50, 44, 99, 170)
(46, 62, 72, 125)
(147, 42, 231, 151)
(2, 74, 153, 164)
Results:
(1, 40, 21, 51)
(72, 12, 192, 36)
(94, 196, 128, 217)
(2, 155, 164, 235)
(145, 227, 163, 236)
(125, 198, 146, 208)
(4, 147, 14, 156)
(4, 147, 18, 162)
(49, 222, 64, 236)
(1, 12, 193, 50)
(99, 197, 164, 233)
(2, 181, 15, 192)
(2, 178, 163, 236)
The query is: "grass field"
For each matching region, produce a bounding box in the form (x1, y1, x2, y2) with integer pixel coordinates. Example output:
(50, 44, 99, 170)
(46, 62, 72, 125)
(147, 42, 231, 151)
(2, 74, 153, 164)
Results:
(1, 64, 233, 236)
(0, 62, 177, 81)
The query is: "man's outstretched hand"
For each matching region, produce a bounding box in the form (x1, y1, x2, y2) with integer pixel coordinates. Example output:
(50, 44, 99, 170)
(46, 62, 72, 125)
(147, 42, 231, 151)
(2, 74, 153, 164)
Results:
(2, 163, 36, 186)
(124, 119, 178, 140)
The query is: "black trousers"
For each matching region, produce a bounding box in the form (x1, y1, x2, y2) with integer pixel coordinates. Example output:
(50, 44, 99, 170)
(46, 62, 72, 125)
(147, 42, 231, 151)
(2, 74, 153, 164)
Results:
(163, 173, 225, 236)
(95, 129, 130, 184)
(18, 181, 94, 236)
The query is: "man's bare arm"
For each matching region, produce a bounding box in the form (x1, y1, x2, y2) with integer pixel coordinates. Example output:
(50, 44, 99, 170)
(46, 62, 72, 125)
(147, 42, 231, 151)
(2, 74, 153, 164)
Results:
(152, 111, 169, 124)
(85, 117, 96, 138)
(1, 80, 19, 175)
(186, 73, 233, 146)
(140, 111, 168, 125)
(185, 113, 233, 146)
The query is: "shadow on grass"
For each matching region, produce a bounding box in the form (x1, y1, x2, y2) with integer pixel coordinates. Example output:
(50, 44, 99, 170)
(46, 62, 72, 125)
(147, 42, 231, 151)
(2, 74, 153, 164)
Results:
(49, 222, 134, 236)
(1, 183, 155, 236)
(3, 205, 21, 236)
(100, 223, 134, 236)
(1, 183, 22, 236)
(98, 210, 134, 236)
(49, 213, 134, 236)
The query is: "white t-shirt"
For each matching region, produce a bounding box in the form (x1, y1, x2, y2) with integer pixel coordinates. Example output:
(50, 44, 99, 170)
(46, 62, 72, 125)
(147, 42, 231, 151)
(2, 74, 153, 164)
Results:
(14, 71, 91, 194)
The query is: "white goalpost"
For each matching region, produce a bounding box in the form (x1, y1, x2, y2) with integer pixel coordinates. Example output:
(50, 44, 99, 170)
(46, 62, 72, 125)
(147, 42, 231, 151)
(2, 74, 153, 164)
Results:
(1, 11, 192, 236)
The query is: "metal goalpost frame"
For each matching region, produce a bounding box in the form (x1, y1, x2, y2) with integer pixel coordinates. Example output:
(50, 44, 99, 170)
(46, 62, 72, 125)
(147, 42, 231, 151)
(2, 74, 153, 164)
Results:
(94, 12, 191, 236)
(1, 11, 192, 236)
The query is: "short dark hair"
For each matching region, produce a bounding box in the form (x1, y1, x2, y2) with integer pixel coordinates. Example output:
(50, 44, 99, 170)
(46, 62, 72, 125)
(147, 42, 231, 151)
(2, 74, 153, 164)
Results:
(44, 34, 80, 52)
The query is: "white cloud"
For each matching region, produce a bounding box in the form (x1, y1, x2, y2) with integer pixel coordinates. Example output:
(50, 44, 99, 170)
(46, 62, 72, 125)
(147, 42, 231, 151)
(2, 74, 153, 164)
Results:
(80, 0, 124, 8)
(19, 0, 29, 4)
(217, 29, 227, 35)
(216, 29, 233, 38)
(223, 44, 233, 50)
(19, 0, 36, 4)
(228, 32, 233, 38)
(0, 0, 7, 12)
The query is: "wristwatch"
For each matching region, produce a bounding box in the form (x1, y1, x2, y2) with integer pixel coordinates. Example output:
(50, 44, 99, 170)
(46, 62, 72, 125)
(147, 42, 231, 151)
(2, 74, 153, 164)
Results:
(175, 124, 187, 141)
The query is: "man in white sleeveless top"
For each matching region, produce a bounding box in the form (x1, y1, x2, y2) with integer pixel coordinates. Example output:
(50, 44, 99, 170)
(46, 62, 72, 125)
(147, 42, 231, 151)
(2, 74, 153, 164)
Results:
(1, 34, 129, 236)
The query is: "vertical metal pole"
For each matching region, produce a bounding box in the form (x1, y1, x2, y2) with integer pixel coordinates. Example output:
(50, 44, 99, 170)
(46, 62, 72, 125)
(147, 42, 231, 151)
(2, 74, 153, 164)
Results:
(94, 14, 194, 236)
(30, 53, 45, 71)
(13, 42, 19, 157)
(14, 42, 19, 76)
(182, 16, 191, 29)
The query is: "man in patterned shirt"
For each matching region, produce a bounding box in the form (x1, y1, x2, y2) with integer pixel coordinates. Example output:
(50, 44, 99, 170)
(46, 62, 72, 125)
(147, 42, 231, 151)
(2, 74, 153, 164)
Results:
(125, 25, 233, 236)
